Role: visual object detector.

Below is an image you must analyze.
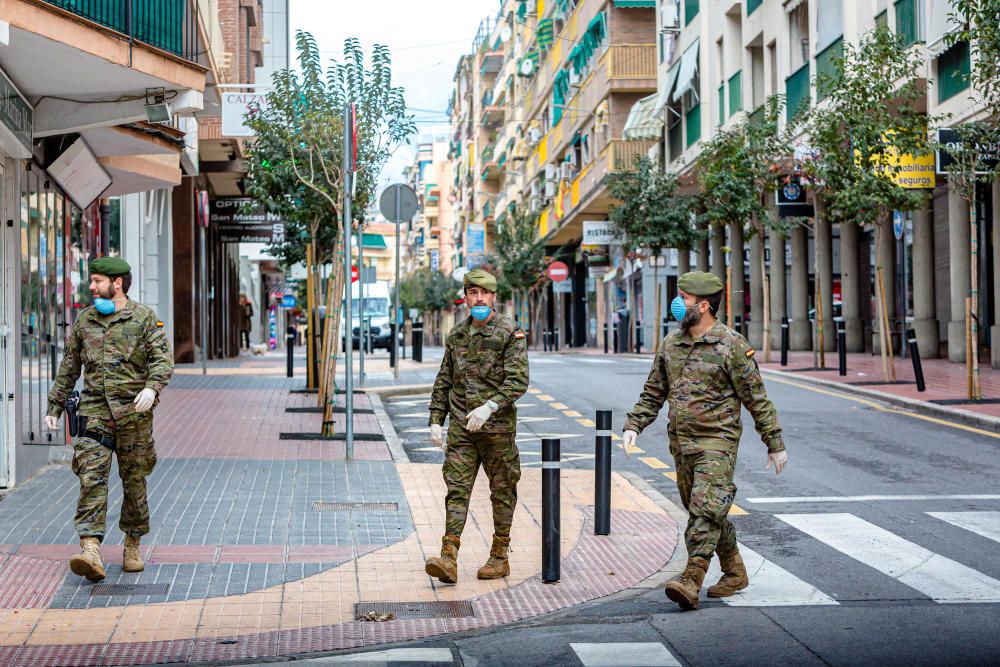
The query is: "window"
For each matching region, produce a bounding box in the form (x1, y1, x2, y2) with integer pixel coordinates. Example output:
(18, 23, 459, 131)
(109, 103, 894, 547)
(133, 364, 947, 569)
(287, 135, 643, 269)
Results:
(937, 40, 970, 102)
(875, 10, 888, 27)
(718, 83, 725, 126)
(684, 0, 699, 26)
(728, 70, 742, 117)
(789, 3, 809, 71)
(685, 103, 701, 147)
(747, 0, 762, 16)
(894, 0, 923, 47)
(816, 37, 843, 101)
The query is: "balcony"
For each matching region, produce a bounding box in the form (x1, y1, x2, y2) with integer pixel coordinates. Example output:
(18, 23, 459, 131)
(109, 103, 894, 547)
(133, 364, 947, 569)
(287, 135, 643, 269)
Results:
(39, 0, 201, 61)
(604, 44, 657, 88)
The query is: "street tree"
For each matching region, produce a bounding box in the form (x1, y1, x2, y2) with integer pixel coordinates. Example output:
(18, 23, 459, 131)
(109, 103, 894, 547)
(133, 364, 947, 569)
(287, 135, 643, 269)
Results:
(607, 156, 700, 343)
(802, 25, 930, 382)
(398, 268, 461, 344)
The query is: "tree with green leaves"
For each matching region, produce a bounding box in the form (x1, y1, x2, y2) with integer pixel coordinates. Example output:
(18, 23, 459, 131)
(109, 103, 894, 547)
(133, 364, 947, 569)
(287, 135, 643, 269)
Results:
(607, 155, 700, 344)
(935, 0, 1000, 395)
(695, 96, 796, 362)
(801, 25, 931, 382)
(397, 267, 461, 345)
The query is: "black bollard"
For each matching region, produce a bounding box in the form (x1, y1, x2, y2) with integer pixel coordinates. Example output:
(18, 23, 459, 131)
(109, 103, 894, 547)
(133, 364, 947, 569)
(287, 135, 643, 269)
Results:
(412, 321, 423, 363)
(389, 323, 396, 368)
(635, 320, 642, 354)
(595, 411, 612, 536)
(838, 322, 847, 377)
(612, 324, 618, 355)
(780, 317, 789, 367)
(286, 325, 295, 378)
(554, 328, 560, 352)
(542, 438, 561, 583)
(603, 323, 609, 354)
(907, 328, 926, 392)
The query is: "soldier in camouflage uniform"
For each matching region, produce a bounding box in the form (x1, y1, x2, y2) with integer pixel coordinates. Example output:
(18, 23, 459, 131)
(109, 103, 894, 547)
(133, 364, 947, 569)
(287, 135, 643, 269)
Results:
(623, 271, 788, 610)
(45, 257, 173, 582)
(424, 268, 529, 584)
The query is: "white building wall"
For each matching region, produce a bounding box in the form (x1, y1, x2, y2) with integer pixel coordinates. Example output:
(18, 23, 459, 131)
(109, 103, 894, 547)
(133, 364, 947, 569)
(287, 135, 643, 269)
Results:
(120, 190, 175, 352)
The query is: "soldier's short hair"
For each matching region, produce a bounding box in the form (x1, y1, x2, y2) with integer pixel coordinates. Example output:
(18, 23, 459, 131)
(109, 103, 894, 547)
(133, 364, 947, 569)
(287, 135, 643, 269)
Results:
(699, 290, 723, 314)
(119, 272, 132, 295)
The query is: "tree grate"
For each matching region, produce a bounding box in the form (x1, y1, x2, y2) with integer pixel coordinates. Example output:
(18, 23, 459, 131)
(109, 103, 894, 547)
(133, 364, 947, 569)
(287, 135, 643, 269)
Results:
(90, 583, 170, 597)
(312, 502, 399, 512)
(354, 600, 474, 620)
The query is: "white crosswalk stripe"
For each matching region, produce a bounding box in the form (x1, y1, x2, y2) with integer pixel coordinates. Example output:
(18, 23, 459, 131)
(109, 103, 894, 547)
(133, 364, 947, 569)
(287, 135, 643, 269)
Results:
(928, 511, 1000, 545)
(570, 643, 681, 667)
(576, 358, 616, 364)
(529, 357, 564, 364)
(705, 543, 838, 607)
(777, 513, 1000, 603)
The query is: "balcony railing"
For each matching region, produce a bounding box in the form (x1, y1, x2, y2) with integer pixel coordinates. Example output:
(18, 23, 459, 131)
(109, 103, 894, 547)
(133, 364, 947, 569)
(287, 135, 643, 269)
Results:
(605, 44, 657, 80)
(41, 0, 201, 62)
(606, 138, 657, 172)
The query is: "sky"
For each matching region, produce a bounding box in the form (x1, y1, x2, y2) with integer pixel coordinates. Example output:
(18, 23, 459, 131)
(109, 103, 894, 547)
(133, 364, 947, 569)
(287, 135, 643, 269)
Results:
(288, 0, 501, 190)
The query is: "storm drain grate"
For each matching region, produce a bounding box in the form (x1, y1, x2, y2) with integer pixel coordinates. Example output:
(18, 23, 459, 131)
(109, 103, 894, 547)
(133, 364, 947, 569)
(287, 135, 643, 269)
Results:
(91, 583, 170, 597)
(312, 501, 399, 512)
(354, 600, 474, 620)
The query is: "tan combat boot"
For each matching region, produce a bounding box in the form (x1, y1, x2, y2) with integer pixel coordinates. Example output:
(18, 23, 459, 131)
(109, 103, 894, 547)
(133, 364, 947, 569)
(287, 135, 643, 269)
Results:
(69, 537, 106, 582)
(123, 535, 144, 573)
(707, 547, 749, 598)
(477, 535, 511, 579)
(424, 536, 460, 583)
(664, 557, 709, 610)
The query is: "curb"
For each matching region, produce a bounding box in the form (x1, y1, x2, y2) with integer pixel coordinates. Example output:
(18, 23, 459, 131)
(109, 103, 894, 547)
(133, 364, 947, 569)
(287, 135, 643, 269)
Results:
(619, 470, 687, 590)
(367, 393, 409, 463)
(362, 383, 435, 397)
(761, 367, 1000, 434)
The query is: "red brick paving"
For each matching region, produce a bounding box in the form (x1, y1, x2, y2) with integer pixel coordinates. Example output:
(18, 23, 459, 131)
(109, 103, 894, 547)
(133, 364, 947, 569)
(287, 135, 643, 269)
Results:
(0, 555, 66, 609)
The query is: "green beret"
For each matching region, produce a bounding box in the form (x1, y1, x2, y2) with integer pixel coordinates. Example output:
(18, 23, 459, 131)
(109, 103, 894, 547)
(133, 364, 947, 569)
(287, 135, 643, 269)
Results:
(678, 271, 724, 296)
(90, 257, 131, 277)
(463, 268, 497, 293)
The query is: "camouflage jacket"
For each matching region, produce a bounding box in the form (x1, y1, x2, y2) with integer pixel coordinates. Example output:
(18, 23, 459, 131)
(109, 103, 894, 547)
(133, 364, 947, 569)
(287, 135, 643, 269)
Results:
(47, 300, 174, 421)
(429, 313, 529, 433)
(624, 321, 784, 455)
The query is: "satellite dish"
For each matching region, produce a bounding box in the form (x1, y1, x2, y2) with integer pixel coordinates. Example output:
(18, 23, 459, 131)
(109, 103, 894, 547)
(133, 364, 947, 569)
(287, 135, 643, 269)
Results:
(500, 26, 512, 43)
(520, 58, 535, 77)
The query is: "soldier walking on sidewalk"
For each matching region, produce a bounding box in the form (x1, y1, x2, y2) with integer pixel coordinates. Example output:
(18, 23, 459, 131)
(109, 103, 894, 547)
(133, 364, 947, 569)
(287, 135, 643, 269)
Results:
(425, 269, 529, 584)
(622, 272, 788, 610)
(45, 257, 174, 582)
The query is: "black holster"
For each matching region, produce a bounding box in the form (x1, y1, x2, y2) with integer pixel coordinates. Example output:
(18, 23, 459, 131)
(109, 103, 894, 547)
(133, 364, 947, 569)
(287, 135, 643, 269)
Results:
(65, 391, 82, 437)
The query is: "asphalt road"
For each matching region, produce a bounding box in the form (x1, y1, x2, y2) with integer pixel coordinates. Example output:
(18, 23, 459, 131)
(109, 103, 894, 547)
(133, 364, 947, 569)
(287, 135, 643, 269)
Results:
(368, 348, 1000, 667)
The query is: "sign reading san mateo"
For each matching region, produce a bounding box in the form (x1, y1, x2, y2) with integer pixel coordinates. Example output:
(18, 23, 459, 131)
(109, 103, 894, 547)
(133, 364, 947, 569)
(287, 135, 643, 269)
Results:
(210, 198, 285, 243)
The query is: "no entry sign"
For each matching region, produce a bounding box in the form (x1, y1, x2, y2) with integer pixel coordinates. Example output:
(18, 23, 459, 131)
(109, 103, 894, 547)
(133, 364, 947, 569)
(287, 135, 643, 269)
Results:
(547, 261, 569, 282)
(351, 265, 359, 283)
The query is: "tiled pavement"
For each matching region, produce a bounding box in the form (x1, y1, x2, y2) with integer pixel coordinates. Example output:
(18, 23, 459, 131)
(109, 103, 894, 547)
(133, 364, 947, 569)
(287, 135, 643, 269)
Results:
(0, 352, 678, 665)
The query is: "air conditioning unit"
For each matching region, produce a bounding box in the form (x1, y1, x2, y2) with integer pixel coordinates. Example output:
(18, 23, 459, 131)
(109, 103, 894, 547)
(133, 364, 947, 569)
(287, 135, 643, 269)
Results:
(544, 180, 558, 198)
(530, 180, 541, 198)
(528, 127, 542, 144)
(544, 163, 558, 181)
(560, 162, 575, 180)
(530, 196, 544, 213)
(661, 1, 680, 33)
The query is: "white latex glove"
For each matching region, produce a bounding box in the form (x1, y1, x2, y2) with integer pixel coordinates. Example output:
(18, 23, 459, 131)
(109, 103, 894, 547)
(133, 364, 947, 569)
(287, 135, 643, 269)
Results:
(465, 402, 496, 432)
(430, 423, 443, 448)
(45, 415, 60, 431)
(622, 429, 638, 458)
(133, 388, 157, 413)
(767, 450, 788, 475)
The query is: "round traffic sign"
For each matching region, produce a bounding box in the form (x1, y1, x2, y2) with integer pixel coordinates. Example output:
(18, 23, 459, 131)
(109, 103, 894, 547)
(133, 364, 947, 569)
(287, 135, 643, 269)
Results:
(379, 183, 419, 224)
(547, 261, 570, 282)
(351, 265, 359, 283)
(892, 211, 904, 240)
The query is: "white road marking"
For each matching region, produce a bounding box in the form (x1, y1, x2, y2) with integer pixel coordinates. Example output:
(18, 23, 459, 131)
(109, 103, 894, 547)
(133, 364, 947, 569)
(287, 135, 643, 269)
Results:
(747, 494, 1000, 504)
(576, 358, 616, 364)
(704, 543, 837, 607)
(928, 511, 1000, 545)
(529, 358, 564, 364)
(777, 513, 1000, 603)
(329, 648, 455, 662)
(570, 643, 680, 667)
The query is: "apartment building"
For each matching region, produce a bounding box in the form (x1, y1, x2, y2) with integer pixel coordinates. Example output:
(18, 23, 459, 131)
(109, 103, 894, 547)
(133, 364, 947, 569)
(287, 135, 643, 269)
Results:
(653, 0, 996, 369)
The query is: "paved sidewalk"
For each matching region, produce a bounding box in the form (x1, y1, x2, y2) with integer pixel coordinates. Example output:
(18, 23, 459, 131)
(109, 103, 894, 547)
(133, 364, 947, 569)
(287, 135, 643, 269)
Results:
(0, 352, 677, 666)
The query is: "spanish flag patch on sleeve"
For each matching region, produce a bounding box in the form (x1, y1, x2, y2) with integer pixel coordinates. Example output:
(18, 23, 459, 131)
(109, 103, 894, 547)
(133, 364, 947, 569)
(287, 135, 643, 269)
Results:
(514, 331, 525, 339)
(156, 321, 165, 328)
(745, 348, 755, 359)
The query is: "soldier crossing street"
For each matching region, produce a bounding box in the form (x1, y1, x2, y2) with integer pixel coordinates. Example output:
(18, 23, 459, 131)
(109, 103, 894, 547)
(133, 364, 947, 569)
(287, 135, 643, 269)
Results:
(623, 271, 788, 610)
(44, 257, 174, 582)
(424, 268, 529, 584)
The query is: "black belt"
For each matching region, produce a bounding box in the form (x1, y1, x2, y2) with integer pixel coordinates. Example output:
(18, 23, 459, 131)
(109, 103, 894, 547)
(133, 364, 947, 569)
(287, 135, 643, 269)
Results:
(81, 430, 116, 450)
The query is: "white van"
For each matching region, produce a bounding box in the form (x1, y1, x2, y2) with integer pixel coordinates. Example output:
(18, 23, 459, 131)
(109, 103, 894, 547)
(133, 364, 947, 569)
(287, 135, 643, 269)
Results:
(342, 281, 397, 350)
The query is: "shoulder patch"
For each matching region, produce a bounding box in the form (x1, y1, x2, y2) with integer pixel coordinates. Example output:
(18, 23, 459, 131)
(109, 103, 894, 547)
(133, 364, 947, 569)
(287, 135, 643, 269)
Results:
(745, 348, 755, 359)
(155, 321, 165, 329)
(514, 331, 524, 339)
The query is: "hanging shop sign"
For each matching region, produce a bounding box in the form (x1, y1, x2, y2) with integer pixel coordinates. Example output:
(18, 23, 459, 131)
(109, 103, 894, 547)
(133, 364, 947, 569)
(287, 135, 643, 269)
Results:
(210, 198, 285, 243)
(936, 127, 1000, 175)
(775, 176, 814, 218)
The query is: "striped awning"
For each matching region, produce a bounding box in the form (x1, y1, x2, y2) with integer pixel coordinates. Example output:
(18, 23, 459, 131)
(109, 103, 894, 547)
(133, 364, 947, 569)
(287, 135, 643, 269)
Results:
(537, 18, 554, 50)
(623, 93, 663, 140)
(613, 0, 656, 6)
(361, 233, 387, 249)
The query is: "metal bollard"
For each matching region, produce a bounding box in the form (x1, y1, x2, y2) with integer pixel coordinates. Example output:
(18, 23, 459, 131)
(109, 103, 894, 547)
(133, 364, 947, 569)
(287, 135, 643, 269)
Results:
(554, 328, 560, 352)
(780, 317, 789, 367)
(412, 321, 423, 363)
(286, 325, 295, 378)
(907, 328, 926, 392)
(612, 324, 618, 355)
(542, 438, 561, 583)
(594, 411, 612, 536)
(389, 323, 396, 368)
(838, 322, 847, 377)
(603, 323, 609, 354)
(635, 320, 642, 354)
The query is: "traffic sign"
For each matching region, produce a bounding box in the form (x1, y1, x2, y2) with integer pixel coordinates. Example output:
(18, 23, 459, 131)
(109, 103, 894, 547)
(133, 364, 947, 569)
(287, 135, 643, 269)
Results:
(351, 265, 359, 283)
(379, 183, 418, 223)
(547, 261, 570, 282)
(893, 211, 904, 240)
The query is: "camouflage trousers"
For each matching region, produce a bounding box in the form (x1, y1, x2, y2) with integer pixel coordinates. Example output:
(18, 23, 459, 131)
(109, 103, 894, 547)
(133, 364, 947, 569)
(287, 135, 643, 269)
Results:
(72, 413, 158, 541)
(442, 422, 521, 538)
(670, 443, 737, 560)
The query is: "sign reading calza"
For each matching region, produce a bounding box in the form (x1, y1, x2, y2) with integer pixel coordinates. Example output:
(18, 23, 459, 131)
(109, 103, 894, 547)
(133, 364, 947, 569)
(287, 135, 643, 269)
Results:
(221, 91, 269, 137)
(210, 198, 285, 244)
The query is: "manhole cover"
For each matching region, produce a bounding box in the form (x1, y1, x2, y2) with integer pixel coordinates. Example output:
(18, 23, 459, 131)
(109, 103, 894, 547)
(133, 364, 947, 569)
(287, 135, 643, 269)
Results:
(312, 502, 399, 512)
(354, 600, 474, 620)
(279, 432, 386, 441)
(91, 583, 170, 596)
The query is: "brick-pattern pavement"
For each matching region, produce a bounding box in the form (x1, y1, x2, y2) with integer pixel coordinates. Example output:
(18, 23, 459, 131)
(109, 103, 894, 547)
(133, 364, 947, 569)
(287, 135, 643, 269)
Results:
(0, 353, 678, 664)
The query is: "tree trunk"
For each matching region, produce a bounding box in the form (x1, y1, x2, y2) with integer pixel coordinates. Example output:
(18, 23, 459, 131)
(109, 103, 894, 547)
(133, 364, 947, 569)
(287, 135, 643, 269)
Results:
(757, 222, 772, 362)
(321, 235, 347, 433)
(305, 240, 317, 390)
(874, 222, 896, 382)
(970, 196, 982, 399)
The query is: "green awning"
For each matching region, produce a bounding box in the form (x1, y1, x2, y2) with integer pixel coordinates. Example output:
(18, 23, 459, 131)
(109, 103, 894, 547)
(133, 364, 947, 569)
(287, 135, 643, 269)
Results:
(613, 0, 656, 7)
(516, 0, 527, 22)
(361, 233, 387, 249)
(537, 18, 554, 50)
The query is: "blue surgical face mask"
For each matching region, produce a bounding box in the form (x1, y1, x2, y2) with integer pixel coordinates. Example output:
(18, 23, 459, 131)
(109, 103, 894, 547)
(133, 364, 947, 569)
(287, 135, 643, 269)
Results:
(670, 295, 688, 322)
(470, 305, 492, 322)
(94, 298, 116, 315)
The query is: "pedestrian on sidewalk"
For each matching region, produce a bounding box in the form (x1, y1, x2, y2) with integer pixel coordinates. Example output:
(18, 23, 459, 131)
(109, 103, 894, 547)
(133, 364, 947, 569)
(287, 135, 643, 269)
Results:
(622, 271, 788, 610)
(239, 293, 254, 352)
(45, 257, 174, 583)
(425, 268, 529, 584)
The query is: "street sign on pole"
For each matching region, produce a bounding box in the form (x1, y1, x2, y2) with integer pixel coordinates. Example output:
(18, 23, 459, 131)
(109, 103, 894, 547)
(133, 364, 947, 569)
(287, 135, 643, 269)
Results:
(351, 265, 359, 283)
(381, 183, 417, 380)
(893, 211, 904, 240)
(547, 261, 570, 282)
